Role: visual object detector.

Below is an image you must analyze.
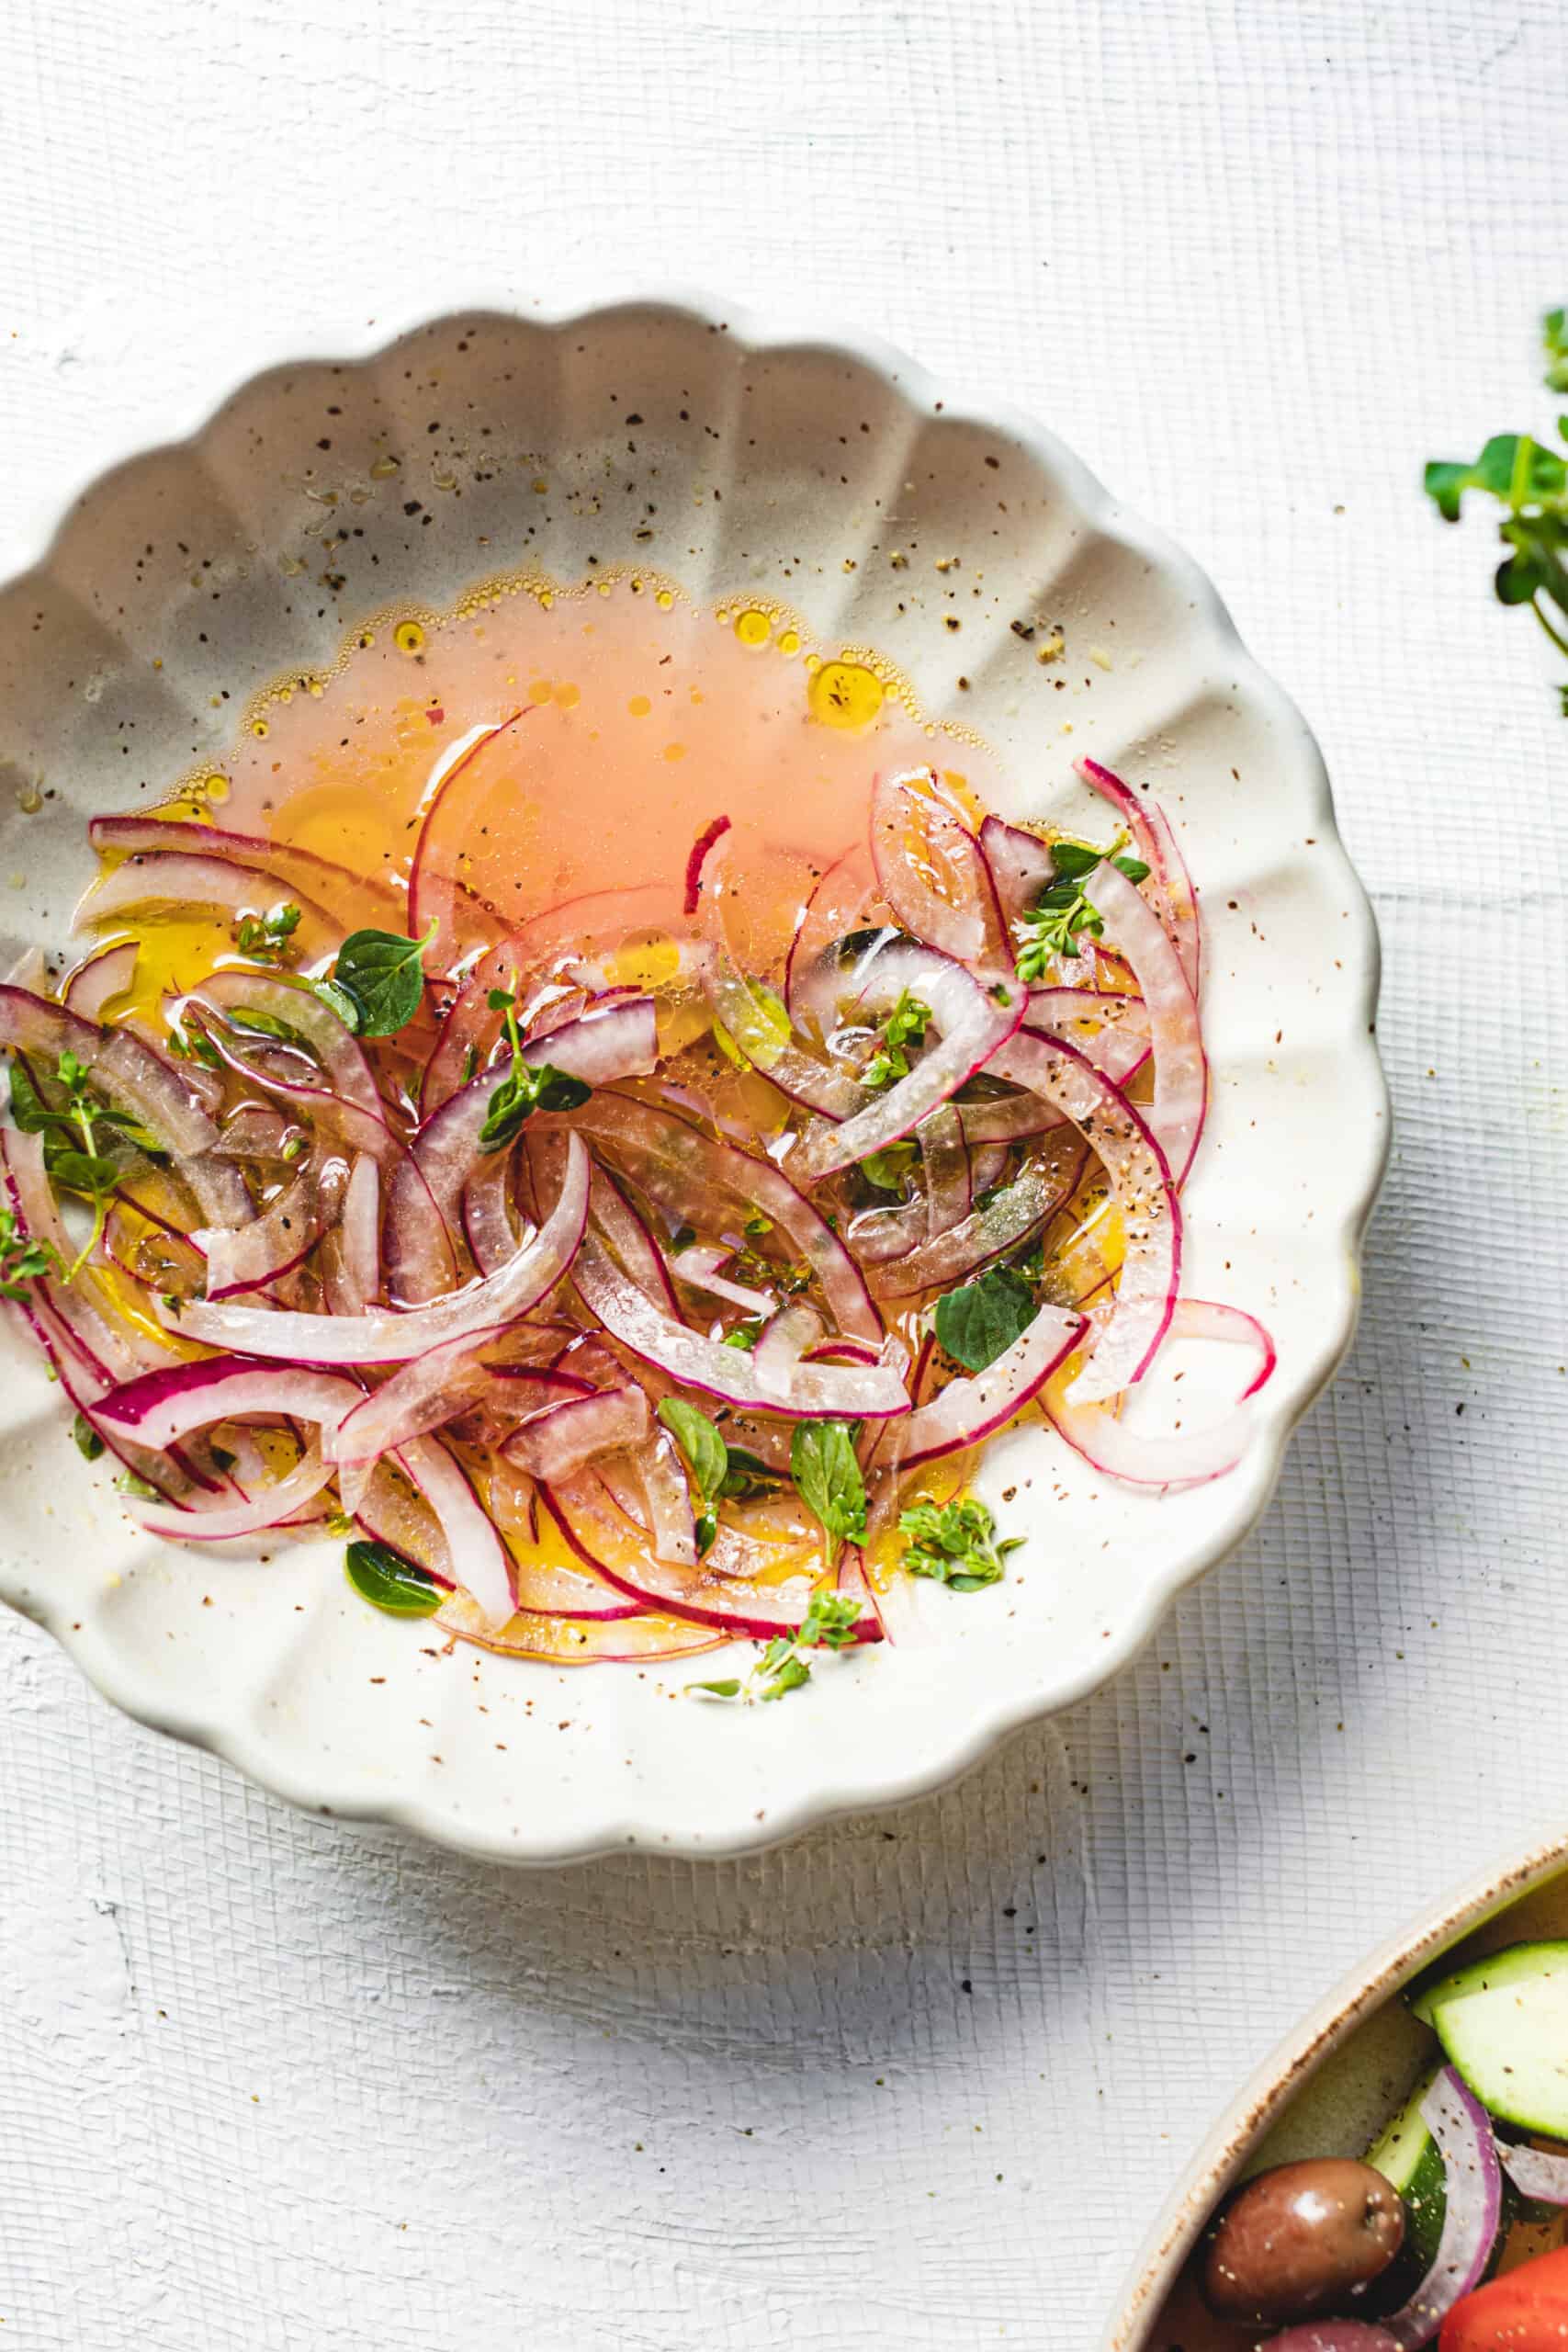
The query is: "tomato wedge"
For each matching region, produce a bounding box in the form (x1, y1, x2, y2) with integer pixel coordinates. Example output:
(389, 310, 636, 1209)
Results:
(1440, 2244, 1568, 2348)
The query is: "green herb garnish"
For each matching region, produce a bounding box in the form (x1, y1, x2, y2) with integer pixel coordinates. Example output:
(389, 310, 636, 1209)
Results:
(71, 1411, 105, 1462)
(863, 989, 932, 1090)
(13, 1049, 145, 1278)
(321, 919, 438, 1037)
(654, 1403, 779, 1547)
(476, 986, 592, 1149)
(116, 1469, 160, 1502)
(225, 1005, 309, 1046)
(657, 1396, 728, 1554)
(789, 1420, 867, 1551)
(344, 1538, 445, 1617)
(860, 1140, 918, 1193)
(47, 1147, 124, 1197)
(1013, 838, 1150, 981)
(899, 1496, 1022, 1591)
(234, 901, 302, 960)
(1424, 310, 1568, 710)
(0, 1204, 57, 1301)
(719, 1445, 782, 1499)
(934, 1262, 1039, 1373)
(721, 1325, 760, 1351)
(690, 1589, 863, 1703)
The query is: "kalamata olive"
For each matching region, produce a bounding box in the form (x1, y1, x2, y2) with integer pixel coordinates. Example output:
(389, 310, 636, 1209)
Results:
(1202, 2157, 1406, 2325)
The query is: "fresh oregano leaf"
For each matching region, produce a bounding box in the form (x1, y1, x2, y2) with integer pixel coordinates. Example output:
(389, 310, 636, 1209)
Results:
(933, 1263, 1039, 1373)
(344, 1538, 445, 1617)
(657, 1396, 728, 1507)
(328, 921, 438, 1038)
(789, 1421, 866, 1548)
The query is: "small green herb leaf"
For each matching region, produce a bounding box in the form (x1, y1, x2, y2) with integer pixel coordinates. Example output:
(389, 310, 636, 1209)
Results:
(686, 1589, 862, 1703)
(760, 1653, 812, 1700)
(1424, 324, 1568, 713)
(234, 901, 302, 960)
(796, 1590, 863, 1649)
(72, 1411, 105, 1462)
(789, 1421, 866, 1549)
(1545, 308, 1568, 395)
(860, 1141, 917, 1193)
(718, 1445, 782, 1500)
(6, 1059, 61, 1134)
(478, 1060, 592, 1151)
(1049, 838, 1101, 879)
(344, 1538, 445, 1617)
(116, 1469, 160, 1501)
(328, 921, 438, 1038)
(310, 977, 363, 1033)
(721, 1324, 759, 1351)
(863, 989, 932, 1090)
(657, 1396, 728, 1508)
(899, 1496, 1019, 1592)
(226, 1005, 308, 1046)
(44, 1146, 123, 1197)
(934, 1263, 1038, 1373)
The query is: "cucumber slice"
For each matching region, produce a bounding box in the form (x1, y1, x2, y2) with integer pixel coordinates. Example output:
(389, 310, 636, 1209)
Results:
(1424, 1941, 1568, 2134)
(1368, 2069, 1448, 2271)
(1410, 1939, 1568, 2027)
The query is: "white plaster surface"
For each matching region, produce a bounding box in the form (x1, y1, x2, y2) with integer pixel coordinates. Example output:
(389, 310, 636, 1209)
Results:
(1, 2, 1565, 2344)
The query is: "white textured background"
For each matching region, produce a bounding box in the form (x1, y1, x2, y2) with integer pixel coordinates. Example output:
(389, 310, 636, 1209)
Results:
(2, 3, 1565, 2345)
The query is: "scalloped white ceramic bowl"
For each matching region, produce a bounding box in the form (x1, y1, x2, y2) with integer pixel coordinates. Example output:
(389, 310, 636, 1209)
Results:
(0, 294, 1386, 1862)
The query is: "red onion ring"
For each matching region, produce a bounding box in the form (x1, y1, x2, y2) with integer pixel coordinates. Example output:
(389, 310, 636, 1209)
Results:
(892, 1302, 1084, 1469)
(977, 813, 1055, 929)
(1498, 2141, 1568, 2205)
(164, 1130, 591, 1363)
(571, 1230, 907, 1420)
(790, 941, 1023, 1183)
(871, 769, 1010, 970)
(392, 1431, 515, 1627)
(197, 1169, 320, 1299)
(1378, 2067, 1502, 2349)
(920, 1104, 972, 1242)
(86, 814, 404, 922)
(1081, 856, 1206, 1185)
(987, 1031, 1180, 1403)
(62, 940, 139, 1020)
(570, 1091, 882, 1343)
(1077, 757, 1201, 994)
(76, 853, 344, 965)
(668, 1243, 776, 1317)
(502, 1385, 651, 1481)
(129, 1438, 336, 1543)
(407, 710, 535, 978)
(868, 1134, 1086, 1300)
(753, 1302, 826, 1398)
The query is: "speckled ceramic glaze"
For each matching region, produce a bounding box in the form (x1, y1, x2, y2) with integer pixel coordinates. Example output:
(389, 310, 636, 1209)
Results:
(0, 294, 1387, 1862)
(1105, 1827, 1568, 2350)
